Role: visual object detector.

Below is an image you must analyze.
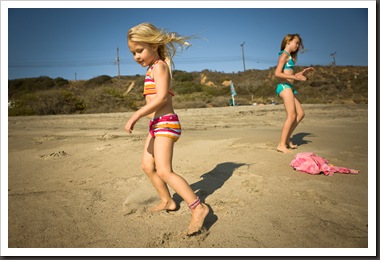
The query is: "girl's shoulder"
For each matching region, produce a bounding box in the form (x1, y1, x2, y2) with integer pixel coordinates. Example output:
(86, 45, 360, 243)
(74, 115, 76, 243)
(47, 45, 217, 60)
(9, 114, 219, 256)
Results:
(278, 50, 291, 57)
(148, 60, 166, 74)
(150, 60, 170, 79)
(154, 60, 170, 71)
(151, 59, 169, 71)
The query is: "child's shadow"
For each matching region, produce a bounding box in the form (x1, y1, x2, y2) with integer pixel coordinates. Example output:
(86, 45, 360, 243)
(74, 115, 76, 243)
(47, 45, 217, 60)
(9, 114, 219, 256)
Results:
(173, 162, 246, 231)
(291, 132, 313, 146)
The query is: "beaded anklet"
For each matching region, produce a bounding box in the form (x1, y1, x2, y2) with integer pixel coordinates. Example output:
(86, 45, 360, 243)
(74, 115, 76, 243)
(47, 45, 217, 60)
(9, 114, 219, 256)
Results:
(188, 196, 201, 210)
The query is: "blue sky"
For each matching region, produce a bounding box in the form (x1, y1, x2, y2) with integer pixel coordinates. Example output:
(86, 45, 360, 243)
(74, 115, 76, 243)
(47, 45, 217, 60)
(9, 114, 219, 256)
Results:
(0, 1, 377, 256)
(4, 2, 374, 80)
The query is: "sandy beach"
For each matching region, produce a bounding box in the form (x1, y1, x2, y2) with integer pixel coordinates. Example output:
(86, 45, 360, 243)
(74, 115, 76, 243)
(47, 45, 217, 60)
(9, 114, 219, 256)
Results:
(5, 104, 372, 255)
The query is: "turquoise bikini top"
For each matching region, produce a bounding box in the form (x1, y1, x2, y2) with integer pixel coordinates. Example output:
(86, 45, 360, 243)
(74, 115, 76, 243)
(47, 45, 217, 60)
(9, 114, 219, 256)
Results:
(279, 50, 294, 70)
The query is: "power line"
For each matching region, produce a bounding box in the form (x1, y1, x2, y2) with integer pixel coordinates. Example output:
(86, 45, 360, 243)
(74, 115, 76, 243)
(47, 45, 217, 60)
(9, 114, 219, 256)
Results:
(9, 54, 334, 70)
(9, 60, 116, 68)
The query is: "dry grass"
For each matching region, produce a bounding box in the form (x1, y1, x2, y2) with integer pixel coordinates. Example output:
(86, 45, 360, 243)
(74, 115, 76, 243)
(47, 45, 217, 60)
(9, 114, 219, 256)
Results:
(8, 66, 368, 116)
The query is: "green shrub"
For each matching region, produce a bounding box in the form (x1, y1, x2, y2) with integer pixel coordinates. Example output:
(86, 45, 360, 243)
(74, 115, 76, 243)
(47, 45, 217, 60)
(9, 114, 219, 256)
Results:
(173, 82, 203, 95)
(8, 93, 37, 116)
(85, 75, 112, 87)
(54, 77, 69, 87)
(8, 89, 85, 116)
(173, 70, 195, 82)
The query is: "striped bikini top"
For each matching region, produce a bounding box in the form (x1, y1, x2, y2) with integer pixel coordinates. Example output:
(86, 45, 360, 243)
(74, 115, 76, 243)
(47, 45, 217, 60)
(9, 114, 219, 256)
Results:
(143, 60, 174, 96)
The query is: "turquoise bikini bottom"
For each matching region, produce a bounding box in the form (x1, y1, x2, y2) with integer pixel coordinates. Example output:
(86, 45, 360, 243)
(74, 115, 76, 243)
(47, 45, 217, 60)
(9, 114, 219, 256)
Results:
(276, 82, 298, 96)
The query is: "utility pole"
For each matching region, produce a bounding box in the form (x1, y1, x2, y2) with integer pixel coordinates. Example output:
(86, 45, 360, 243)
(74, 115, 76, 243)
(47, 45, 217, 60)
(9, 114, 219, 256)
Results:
(240, 42, 246, 72)
(330, 51, 336, 66)
(116, 47, 120, 79)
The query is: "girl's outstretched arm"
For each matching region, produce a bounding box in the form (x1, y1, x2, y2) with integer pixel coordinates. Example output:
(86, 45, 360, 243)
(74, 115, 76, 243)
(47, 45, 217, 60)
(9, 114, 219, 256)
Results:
(295, 67, 315, 81)
(300, 67, 315, 75)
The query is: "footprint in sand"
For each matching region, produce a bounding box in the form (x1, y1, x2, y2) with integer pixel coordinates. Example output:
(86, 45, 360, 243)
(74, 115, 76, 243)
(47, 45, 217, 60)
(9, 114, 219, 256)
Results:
(126, 136, 144, 142)
(33, 135, 66, 144)
(97, 133, 119, 141)
(122, 197, 157, 216)
(146, 228, 209, 247)
(259, 141, 278, 150)
(209, 198, 242, 220)
(291, 190, 337, 206)
(240, 175, 269, 196)
(39, 150, 70, 160)
(235, 141, 277, 151)
(96, 144, 111, 151)
(318, 218, 367, 238)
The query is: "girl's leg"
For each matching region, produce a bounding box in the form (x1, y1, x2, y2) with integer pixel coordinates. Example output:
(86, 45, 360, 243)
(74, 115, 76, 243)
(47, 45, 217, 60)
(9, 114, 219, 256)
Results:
(277, 89, 297, 153)
(153, 136, 209, 235)
(287, 97, 305, 148)
(141, 134, 176, 211)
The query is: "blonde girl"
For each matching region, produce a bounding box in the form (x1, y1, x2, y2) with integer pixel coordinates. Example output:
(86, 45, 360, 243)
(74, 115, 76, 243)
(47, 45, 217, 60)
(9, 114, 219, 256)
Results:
(274, 33, 314, 153)
(125, 23, 209, 236)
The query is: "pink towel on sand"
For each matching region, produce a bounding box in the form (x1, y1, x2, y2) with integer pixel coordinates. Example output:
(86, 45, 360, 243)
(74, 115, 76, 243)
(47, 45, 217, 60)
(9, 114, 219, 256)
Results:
(290, 152, 359, 176)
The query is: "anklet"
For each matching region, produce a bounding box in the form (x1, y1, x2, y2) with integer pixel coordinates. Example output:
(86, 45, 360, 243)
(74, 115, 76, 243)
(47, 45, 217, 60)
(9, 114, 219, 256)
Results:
(188, 196, 200, 210)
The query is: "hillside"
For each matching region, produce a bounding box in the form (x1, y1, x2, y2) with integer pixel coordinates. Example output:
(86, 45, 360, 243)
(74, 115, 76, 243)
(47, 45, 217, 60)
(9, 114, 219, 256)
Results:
(8, 66, 368, 116)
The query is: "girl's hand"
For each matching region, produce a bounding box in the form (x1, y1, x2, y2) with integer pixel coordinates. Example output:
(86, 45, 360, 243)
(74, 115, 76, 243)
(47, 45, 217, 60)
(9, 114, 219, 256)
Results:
(301, 67, 315, 75)
(295, 72, 307, 81)
(125, 113, 140, 134)
(295, 67, 314, 81)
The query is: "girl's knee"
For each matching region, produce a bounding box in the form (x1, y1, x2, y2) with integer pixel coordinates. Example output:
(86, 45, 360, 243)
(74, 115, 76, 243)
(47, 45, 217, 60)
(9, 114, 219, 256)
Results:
(141, 162, 154, 174)
(287, 113, 297, 121)
(156, 168, 172, 181)
(298, 112, 305, 121)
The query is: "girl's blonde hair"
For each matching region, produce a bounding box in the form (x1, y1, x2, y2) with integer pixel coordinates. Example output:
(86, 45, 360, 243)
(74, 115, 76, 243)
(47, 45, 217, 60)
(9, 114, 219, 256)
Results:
(127, 23, 192, 73)
(280, 33, 304, 62)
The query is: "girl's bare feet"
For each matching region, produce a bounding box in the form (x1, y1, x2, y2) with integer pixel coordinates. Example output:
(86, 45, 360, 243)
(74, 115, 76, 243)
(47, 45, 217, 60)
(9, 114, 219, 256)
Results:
(277, 144, 292, 153)
(150, 199, 177, 212)
(187, 203, 209, 236)
(287, 141, 298, 149)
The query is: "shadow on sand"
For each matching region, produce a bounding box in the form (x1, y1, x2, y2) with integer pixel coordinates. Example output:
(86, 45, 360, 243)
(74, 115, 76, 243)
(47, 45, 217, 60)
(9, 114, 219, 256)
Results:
(291, 132, 313, 147)
(173, 162, 246, 231)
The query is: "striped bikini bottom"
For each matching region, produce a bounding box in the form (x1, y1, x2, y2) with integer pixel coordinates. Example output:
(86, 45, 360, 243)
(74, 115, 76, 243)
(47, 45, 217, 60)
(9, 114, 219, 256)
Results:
(149, 114, 182, 142)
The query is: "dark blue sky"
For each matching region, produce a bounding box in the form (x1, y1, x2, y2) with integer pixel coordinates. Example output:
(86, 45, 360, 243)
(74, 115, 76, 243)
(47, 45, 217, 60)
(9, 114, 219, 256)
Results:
(5, 2, 373, 80)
